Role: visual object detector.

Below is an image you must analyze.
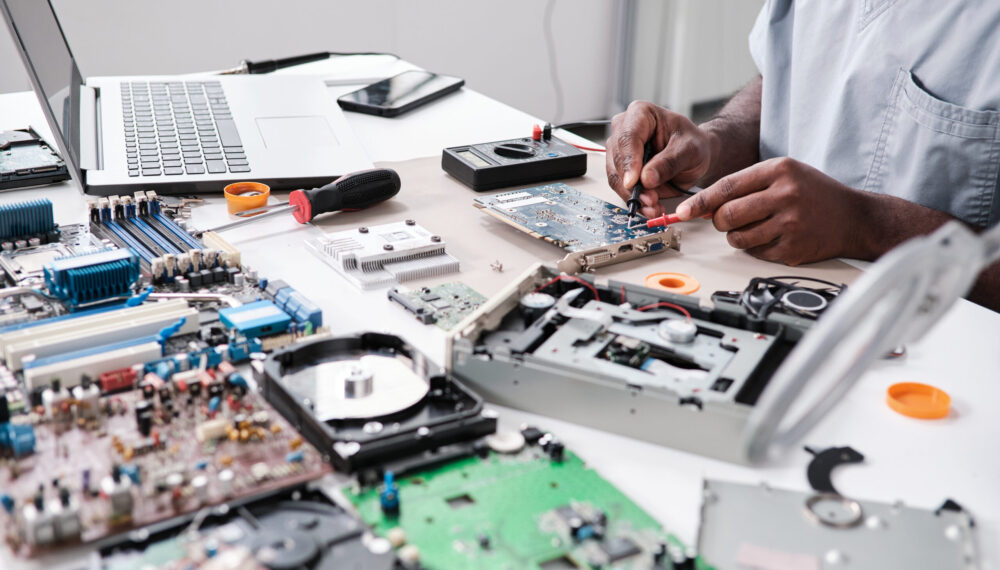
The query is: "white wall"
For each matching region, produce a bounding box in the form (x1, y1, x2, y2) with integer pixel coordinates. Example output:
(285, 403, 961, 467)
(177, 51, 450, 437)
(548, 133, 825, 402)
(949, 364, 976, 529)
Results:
(625, 0, 763, 116)
(1, 0, 620, 122)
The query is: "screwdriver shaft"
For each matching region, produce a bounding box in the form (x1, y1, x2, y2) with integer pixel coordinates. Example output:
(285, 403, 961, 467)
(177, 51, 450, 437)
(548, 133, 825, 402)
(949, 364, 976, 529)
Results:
(200, 204, 298, 234)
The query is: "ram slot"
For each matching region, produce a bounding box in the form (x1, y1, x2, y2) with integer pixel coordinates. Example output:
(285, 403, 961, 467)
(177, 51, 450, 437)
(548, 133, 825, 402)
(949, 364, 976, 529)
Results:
(115, 218, 177, 256)
(152, 212, 204, 250)
(98, 221, 157, 265)
(143, 215, 203, 252)
(121, 217, 183, 255)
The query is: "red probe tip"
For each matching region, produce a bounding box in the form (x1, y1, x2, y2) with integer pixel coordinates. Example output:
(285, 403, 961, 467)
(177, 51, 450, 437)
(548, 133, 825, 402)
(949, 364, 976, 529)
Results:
(647, 213, 681, 229)
(531, 124, 542, 141)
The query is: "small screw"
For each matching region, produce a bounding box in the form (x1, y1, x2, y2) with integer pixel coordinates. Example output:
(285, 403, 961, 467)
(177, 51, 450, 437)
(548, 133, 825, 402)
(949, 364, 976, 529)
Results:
(405, 219, 416, 226)
(383, 244, 394, 251)
(430, 235, 441, 242)
(359, 227, 369, 233)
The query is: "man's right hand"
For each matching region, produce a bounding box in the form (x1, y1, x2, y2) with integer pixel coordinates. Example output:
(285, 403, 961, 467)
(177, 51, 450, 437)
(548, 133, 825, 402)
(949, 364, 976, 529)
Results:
(606, 101, 718, 218)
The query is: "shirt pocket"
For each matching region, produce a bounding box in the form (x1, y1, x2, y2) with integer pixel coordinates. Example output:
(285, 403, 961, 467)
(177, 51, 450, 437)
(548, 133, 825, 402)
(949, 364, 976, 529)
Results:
(863, 68, 1000, 228)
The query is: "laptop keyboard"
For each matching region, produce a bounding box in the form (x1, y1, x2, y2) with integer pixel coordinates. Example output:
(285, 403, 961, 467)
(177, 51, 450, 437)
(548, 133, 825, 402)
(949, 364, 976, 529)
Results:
(121, 81, 250, 177)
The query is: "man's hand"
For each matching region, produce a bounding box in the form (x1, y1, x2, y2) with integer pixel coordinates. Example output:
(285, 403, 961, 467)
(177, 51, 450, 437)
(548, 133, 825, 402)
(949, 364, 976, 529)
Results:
(675, 157, 870, 265)
(606, 101, 718, 218)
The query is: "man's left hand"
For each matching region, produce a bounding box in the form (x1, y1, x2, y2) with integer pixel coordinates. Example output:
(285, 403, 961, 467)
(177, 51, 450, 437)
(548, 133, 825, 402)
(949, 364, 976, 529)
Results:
(675, 157, 870, 265)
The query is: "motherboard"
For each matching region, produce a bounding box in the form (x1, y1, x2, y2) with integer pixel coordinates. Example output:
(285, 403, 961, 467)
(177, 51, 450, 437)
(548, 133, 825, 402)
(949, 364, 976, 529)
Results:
(473, 183, 680, 273)
(0, 194, 331, 558)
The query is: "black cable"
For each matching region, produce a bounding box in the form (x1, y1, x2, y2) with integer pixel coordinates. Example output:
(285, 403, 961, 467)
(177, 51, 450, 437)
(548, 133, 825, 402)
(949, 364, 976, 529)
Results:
(554, 120, 612, 130)
(236, 51, 400, 75)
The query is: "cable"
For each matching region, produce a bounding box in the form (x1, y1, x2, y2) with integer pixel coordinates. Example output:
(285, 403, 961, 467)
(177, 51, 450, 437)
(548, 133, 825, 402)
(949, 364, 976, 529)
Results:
(555, 120, 612, 130)
(570, 143, 607, 152)
(543, 0, 565, 124)
(534, 275, 600, 301)
(219, 52, 400, 75)
(636, 301, 692, 320)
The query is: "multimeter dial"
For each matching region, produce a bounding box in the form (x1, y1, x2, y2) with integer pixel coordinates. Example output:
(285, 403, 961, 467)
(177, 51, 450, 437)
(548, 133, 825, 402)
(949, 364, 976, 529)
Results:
(494, 143, 536, 159)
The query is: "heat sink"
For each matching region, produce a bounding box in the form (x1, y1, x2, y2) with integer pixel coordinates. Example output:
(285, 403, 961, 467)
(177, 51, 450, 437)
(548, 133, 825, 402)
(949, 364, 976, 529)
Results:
(43, 249, 140, 308)
(306, 221, 459, 290)
(0, 198, 59, 245)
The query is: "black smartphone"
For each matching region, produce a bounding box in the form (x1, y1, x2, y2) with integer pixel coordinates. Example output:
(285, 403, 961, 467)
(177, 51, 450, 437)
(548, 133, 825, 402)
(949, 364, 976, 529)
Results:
(337, 70, 465, 117)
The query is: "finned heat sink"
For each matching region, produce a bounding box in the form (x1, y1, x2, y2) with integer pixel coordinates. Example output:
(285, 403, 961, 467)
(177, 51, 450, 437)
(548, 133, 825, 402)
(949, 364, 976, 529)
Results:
(43, 248, 140, 308)
(306, 221, 459, 290)
(0, 198, 59, 246)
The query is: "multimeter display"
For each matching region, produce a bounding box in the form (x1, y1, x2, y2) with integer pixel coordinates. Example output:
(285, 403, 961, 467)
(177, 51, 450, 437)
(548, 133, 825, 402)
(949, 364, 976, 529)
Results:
(442, 136, 587, 191)
(456, 149, 491, 168)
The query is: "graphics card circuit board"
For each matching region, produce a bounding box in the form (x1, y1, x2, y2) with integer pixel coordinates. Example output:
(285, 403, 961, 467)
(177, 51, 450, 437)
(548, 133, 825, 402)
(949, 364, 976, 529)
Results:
(473, 183, 680, 272)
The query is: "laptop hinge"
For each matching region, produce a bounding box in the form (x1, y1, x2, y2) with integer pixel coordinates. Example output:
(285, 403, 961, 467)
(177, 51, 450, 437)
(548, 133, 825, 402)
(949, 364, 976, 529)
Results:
(79, 85, 102, 171)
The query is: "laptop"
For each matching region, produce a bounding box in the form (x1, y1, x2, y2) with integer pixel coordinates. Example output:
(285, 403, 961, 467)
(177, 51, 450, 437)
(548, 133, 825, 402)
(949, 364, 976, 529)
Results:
(1, 0, 372, 196)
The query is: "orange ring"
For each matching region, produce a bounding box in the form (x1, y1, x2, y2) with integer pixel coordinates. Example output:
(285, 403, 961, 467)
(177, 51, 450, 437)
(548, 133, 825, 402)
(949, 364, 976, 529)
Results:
(224, 182, 270, 214)
(886, 382, 951, 419)
(644, 272, 700, 295)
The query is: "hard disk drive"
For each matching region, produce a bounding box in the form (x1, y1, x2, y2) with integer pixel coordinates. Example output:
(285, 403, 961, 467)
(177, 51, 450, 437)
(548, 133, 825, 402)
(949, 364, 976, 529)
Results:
(256, 333, 497, 472)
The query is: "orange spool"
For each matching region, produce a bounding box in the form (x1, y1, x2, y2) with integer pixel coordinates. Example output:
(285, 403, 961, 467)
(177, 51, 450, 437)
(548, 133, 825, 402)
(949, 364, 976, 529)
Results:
(886, 382, 951, 419)
(644, 272, 700, 295)
(223, 182, 270, 214)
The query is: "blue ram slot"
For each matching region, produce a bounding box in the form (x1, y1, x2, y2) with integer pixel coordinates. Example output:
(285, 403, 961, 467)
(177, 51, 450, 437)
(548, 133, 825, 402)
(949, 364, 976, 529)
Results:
(105, 221, 156, 263)
(152, 213, 204, 250)
(0, 199, 57, 241)
(23, 335, 159, 369)
(44, 249, 140, 307)
(128, 217, 183, 254)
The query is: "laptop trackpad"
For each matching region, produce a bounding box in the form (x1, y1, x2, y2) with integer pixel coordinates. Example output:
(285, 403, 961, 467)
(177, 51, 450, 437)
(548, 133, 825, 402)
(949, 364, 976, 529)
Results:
(256, 116, 339, 148)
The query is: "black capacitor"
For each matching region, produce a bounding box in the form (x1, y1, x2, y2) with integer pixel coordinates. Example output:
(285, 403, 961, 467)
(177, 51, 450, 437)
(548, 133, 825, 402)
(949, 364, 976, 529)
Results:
(158, 386, 172, 403)
(135, 400, 153, 436)
(208, 382, 224, 398)
(141, 382, 156, 400)
(547, 439, 565, 462)
(189, 380, 202, 397)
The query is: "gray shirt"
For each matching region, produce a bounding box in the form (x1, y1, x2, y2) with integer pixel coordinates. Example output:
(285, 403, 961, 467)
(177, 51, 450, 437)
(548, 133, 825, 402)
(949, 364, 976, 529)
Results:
(750, 0, 1000, 228)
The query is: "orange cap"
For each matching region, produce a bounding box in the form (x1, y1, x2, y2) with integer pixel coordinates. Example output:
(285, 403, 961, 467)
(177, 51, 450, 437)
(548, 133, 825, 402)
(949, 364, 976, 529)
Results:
(644, 272, 700, 295)
(886, 382, 951, 419)
(223, 182, 270, 214)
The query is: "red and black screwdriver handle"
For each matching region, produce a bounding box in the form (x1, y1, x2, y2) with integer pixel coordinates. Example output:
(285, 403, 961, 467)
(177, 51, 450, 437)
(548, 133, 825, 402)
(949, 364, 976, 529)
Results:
(288, 168, 402, 223)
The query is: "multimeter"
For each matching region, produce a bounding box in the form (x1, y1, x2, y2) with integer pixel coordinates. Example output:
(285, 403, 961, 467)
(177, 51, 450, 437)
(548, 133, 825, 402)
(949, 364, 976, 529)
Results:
(442, 134, 587, 191)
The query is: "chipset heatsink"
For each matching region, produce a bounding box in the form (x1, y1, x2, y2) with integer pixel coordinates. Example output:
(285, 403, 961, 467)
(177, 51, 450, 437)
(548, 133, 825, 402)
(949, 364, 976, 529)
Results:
(306, 221, 459, 290)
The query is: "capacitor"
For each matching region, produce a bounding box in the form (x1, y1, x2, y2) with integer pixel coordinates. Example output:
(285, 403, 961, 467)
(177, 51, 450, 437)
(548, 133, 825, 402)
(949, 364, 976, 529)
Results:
(176, 277, 190, 293)
(191, 475, 209, 501)
(208, 396, 221, 414)
(233, 272, 245, 288)
(285, 451, 304, 463)
(134, 400, 153, 436)
(218, 469, 235, 497)
(519, 292, 556, 325)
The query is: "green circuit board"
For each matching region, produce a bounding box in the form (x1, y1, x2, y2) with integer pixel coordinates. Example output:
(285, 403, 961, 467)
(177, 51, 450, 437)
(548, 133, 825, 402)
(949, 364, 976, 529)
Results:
(345, 437, 702, 569)
(388, 282, 487, 330)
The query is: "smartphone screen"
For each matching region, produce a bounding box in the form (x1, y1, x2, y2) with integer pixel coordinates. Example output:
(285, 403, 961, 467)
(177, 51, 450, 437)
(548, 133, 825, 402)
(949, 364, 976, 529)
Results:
(339, 70, 463, 114)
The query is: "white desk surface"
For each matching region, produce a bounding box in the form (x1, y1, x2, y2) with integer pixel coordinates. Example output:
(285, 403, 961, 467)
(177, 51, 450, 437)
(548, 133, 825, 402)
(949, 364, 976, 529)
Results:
(1, 56, 998, 567)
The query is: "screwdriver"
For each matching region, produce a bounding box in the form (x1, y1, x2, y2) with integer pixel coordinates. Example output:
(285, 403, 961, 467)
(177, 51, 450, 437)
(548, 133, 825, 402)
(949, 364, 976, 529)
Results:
(199, 168, 401, 235)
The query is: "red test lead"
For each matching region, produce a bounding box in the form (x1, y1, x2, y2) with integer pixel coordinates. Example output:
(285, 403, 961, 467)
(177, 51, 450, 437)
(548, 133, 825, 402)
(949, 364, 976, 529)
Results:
(646, 213, 681, 229)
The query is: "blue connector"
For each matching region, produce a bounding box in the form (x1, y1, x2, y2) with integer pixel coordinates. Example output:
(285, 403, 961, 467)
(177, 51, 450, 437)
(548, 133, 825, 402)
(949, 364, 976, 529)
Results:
(380, 471, 400, 514)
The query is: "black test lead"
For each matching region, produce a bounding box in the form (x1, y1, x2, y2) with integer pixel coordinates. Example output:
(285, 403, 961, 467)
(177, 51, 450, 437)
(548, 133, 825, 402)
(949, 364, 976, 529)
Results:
(627, 141, 657, 227)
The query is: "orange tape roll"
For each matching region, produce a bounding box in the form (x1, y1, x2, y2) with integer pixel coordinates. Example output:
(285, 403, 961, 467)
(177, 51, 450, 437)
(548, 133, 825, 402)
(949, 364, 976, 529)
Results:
(644, 272, 700, 295)
(224, 182, 270, 214)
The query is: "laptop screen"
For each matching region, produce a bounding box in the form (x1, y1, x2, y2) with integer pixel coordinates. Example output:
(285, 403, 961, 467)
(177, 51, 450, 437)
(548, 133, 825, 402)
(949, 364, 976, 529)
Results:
(1, 0, 82, 172)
